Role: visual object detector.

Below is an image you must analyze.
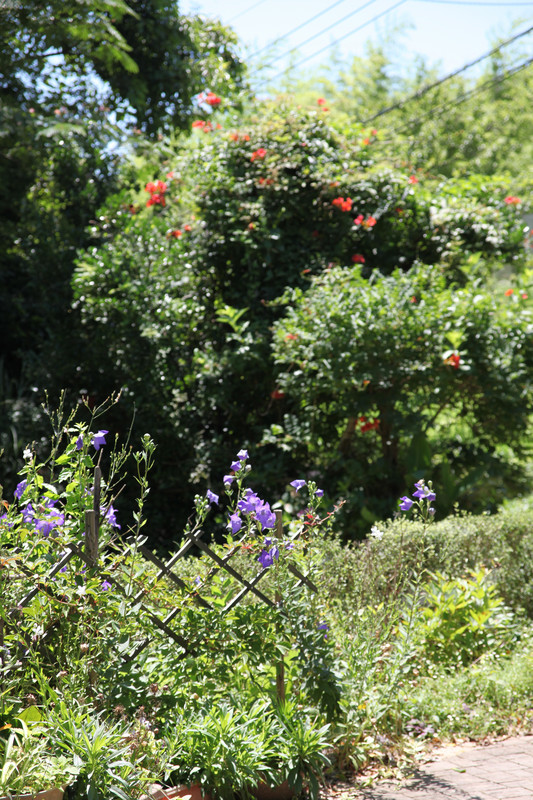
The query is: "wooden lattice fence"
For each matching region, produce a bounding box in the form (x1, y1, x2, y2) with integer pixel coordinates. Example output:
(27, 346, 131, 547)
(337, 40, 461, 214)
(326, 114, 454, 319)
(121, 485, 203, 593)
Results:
(1, 466, 317, 693)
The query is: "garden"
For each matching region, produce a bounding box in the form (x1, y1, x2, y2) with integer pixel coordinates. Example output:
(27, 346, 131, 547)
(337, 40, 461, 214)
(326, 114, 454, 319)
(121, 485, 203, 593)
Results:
(2, 2, 533, 799)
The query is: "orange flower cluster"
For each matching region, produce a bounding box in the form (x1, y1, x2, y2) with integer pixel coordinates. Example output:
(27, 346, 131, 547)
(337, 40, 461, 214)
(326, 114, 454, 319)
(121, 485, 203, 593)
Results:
(145, 179, 167, 207)
(167, 224, 192, 239)
(251, 148, 267, 162)
(444, 353, 460, 369)
(192, 120, 222, 133)
(198, 91, 221, 107)
(332, 196, 353, 212)
(358, 416, 379, 433)
(354, 214, 377, 228)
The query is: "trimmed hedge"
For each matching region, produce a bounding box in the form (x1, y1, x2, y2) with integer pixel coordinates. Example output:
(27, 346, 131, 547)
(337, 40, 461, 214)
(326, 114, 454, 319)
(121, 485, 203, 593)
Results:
(317, 497, 533, 617)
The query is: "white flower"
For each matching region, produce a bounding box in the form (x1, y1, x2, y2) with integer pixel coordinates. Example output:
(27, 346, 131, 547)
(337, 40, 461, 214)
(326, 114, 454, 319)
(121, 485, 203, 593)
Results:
(370, 525, 384, 540)
(23, 448, 32, 460)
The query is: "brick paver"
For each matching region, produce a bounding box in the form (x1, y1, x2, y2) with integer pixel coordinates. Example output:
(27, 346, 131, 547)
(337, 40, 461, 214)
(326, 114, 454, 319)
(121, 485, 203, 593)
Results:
(350, 736, 533, 800)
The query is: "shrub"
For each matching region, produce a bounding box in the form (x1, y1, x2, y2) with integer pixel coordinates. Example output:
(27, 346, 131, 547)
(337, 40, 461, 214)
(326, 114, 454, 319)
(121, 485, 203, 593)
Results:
(314, 497, 533, 617)
(406, 567, 519, 669)
(270, 262, 533, 536)
(72, 102, 529, 544)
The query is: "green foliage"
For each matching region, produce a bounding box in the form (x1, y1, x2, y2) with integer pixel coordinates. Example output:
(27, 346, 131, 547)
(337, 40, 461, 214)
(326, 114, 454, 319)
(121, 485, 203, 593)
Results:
(313, 498, 533, 619)
(0, 0, 245, 511)
(270, 261, 533, 535)
(0, 415, 341, 797)
(3, 410, 533, 792)
(73, 101, 529, 541)
(0, 720, 77, 797)
(407, 632, 533, 740)
(165, 700, 330, 800)
(0, 0, 245, 135)
(288, 29, 533, 181)
(407, 568, 519, 669)
(46, 700, 154, 800)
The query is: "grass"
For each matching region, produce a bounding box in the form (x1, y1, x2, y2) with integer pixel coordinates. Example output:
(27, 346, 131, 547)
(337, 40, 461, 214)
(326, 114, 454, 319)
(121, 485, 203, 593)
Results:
(408, 633, 533, 741)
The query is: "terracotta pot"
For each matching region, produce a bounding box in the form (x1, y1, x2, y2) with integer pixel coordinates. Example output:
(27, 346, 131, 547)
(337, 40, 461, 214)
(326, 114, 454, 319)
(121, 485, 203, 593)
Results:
(250, 780, 295, 800)
(1, 789, 64, 800)
(146, 784, 207, 800)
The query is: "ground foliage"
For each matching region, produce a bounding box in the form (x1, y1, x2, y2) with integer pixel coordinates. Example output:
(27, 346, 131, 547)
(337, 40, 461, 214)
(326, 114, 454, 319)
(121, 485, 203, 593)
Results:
(1, 423, 533, 797)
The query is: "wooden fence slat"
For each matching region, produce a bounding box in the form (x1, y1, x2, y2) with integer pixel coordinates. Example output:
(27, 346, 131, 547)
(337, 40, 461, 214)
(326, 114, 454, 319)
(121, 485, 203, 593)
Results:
(193, 537, 275, 607)
(137, 545, 213, 610)
(222, 568, 271, 613)
(67, 543, 192, 652)
(287, 564, 318, 592)
(13, 548, 77, 611)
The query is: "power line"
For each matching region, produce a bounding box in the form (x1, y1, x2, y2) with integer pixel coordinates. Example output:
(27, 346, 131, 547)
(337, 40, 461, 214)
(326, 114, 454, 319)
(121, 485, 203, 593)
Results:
(361, 23, 533, 124)
(413, 67, 533, 175)
(390, 53, 533, 135)
(252, 0, 382, 71)
(228, 0, 270, 23)
(250, 0, 354, 59)
(255, 0, 408, 89)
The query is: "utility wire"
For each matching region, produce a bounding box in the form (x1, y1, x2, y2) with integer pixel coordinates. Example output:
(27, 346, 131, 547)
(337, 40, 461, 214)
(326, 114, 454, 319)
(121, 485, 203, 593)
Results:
(252, 0, 381, 71)
(250, 0, 354, 59)
(389, 53, 533, 135)
(228, 0, 269, 23)
(361, 23, 533, 124)
(255, 0, 408, 89)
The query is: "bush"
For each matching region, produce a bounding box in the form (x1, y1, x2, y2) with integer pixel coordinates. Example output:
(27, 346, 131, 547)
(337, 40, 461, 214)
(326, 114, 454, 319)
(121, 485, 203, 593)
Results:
(315, 497, 533, 617)
(270, 262, 533, 536)
(72, 101, 530, 544)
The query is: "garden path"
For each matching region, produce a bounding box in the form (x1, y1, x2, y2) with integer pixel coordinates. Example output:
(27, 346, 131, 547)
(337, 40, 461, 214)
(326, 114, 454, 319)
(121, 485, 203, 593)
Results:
(328, 735, 533, 800)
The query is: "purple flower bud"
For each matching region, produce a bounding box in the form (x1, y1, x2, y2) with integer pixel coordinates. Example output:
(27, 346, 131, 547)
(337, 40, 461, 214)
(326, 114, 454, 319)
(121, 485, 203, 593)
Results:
(223, 474, 234, 486)
(101, 580, 112, 591)
(230, 460, 242, 472)
(76, 435, 84, 451)
(237, 449, 249, 460)
(315, 488, 324, 498)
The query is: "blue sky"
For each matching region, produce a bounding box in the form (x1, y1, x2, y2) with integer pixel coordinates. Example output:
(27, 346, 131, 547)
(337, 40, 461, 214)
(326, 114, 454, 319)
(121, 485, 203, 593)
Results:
(182, 0, 533, 87)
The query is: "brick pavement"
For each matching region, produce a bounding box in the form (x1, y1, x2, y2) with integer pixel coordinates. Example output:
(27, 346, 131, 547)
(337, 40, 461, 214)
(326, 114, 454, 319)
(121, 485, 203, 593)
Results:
(351, 736, 533, 800)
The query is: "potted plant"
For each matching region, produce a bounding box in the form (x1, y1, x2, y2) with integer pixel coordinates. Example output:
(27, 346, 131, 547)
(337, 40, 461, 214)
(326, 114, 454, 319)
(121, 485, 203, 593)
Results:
(143, 785, 206, 800)
(0, 722, 75, 800)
